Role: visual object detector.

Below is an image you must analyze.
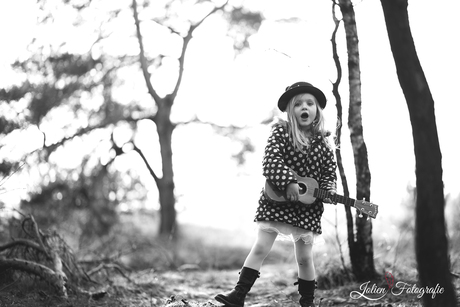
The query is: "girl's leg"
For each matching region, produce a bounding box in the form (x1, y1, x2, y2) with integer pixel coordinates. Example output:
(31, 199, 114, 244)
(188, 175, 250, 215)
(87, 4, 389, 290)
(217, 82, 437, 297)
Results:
(243, 229, 277, 271)
(215, 229, 276, 306)
(294, 239, 315, 280)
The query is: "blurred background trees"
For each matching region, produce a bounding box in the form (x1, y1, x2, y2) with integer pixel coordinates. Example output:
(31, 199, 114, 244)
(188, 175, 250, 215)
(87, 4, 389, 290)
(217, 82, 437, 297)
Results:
(0, 0, 262, 242)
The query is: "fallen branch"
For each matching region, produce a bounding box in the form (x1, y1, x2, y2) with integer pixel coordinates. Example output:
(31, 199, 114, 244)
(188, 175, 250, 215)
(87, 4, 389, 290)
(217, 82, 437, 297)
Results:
(0, 214, 88, 297)
(87, 263, 133, 283)
(0, 257, 67, 296)
(1, 213, 137, 298)
(0, 239, 46, 254)
(28, 215, 50, 259)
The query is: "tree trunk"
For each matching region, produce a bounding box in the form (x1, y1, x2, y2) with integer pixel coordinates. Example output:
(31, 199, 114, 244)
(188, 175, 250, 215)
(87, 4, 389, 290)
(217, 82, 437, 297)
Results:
(132, 0, 230, 238)
(156, 96, 176, 237)
(338, 0, 376, 281)
(331, 2, 354, 279)
(380, 1, 456, 305)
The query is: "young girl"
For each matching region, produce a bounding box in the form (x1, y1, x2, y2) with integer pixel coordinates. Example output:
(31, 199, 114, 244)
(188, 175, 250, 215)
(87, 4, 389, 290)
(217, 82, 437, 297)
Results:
(215, 82, 337, 307)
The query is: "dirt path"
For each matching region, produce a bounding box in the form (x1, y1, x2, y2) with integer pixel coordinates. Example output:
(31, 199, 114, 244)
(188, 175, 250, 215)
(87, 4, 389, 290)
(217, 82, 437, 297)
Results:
(148, 264, 430, 307)
(154, 265, 301, 306)
(3, 263, 457, 306)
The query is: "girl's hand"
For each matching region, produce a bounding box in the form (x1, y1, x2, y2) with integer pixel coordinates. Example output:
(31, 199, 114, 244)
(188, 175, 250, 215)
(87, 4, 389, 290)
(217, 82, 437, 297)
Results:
(323, 189, 337, 204)
(286, 183, 300, 202)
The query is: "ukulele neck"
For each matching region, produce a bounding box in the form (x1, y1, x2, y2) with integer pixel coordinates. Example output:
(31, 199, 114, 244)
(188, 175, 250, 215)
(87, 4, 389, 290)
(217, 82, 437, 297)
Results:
(313, 188, 356, 208)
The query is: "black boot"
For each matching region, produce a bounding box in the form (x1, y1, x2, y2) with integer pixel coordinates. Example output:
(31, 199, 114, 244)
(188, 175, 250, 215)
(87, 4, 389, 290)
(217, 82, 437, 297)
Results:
(295, 278, 316, 307)
(215, 267, 260, 307)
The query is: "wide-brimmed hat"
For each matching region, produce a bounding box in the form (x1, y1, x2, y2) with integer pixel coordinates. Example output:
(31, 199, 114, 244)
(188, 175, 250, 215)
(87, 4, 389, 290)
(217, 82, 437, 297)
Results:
(278, 82, 327, 111)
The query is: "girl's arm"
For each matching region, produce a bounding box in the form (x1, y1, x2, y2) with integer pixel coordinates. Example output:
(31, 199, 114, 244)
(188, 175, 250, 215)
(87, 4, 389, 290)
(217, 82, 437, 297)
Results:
(262, 124, 297, 191)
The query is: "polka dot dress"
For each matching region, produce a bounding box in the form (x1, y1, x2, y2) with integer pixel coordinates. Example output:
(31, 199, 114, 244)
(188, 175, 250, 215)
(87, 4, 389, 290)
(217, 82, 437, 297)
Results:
(254, 122, 337, 235)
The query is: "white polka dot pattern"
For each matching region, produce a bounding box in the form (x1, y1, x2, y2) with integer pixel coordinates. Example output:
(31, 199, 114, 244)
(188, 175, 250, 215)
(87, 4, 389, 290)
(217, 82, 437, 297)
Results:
(255, 123, 337, 234)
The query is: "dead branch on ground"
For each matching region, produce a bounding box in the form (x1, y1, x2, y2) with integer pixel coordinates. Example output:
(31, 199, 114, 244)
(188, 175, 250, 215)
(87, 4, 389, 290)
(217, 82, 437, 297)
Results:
(0, 213, 128, 298)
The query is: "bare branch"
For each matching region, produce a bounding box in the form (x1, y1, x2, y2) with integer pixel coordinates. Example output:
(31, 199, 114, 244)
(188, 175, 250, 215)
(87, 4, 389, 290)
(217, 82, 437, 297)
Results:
(0, 239, 45, 254)
(132, 142, 160, 184)
(189, 0, 230, 36)
(0, 161, 25, 188)
(161, 22, 181, 37)
(171, 0, 230, 100)
(132, 0, 162, 103)
(87, 263, 133, 283)
(23, 215, 51, 260)
(43, 121, 111, 155)
(78, 245, 135, 266)
(42, 114, 153, 157)
(175, 115, 245, 132)
(132, 0, 229, 104)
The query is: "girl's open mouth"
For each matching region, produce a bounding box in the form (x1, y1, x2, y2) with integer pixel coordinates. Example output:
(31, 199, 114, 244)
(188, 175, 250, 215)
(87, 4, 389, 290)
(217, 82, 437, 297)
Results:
(301, 113, 309, 119)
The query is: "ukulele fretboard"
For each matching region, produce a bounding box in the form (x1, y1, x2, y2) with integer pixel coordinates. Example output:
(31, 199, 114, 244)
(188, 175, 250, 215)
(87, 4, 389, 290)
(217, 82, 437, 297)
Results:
(313, 188, 356, 208)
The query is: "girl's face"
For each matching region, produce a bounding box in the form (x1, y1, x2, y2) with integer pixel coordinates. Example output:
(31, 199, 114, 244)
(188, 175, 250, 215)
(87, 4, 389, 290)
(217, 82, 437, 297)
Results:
(292, 93, 318, 130)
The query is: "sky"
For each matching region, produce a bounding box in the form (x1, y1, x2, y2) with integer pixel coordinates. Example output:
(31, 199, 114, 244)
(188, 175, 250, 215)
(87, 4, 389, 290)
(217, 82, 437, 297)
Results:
(0, 0, 459, 241)
(173, 0, 460, 229)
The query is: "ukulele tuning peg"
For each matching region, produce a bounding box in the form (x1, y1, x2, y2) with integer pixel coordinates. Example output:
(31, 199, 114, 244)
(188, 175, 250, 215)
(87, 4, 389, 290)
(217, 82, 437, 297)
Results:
(359, 213, 363, 218)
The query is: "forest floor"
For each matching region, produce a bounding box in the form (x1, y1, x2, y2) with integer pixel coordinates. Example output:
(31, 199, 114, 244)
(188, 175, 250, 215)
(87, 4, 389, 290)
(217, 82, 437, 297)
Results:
(1, 262, 459, 307)
(2, 213, 460, 307)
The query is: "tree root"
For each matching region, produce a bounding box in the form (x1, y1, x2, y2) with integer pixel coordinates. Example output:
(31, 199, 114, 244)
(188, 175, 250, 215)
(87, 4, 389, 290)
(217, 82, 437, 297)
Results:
(0, 257, 67, 296)
(0, 213, 110, 297)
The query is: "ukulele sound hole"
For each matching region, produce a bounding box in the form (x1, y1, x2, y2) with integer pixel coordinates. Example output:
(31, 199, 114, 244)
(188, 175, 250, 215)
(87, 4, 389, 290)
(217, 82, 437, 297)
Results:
(298, 182, 307, 195)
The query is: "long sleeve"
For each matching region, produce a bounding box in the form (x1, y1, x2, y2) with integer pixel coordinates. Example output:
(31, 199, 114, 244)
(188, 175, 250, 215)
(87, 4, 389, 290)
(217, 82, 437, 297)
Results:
(262, 124, 297, 191)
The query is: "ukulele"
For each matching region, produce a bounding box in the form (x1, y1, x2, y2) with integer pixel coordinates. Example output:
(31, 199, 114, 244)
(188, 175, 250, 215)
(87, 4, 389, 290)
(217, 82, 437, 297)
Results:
(264, 173, 378, 219)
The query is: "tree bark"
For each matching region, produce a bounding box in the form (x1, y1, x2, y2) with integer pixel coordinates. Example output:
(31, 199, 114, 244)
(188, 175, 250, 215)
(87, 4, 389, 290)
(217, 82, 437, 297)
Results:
(380, 1, 456, 305)
(338, 0, 376, 281)
(155, 97, 176, 236)
(331, 2, 353, 278)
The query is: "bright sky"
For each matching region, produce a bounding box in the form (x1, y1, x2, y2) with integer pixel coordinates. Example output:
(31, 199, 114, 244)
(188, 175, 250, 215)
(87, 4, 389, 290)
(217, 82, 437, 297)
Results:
(1, 0, 459, 239)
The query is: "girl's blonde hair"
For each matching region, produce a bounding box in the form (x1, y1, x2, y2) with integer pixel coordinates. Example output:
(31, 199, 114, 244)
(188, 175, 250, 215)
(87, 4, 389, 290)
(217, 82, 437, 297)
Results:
(285, 93, 332, 152)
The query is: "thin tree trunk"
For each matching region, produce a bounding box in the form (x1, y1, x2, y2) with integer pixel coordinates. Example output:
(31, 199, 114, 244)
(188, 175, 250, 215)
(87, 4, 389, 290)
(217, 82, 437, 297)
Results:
(338, 0, 376, 281)
(331, 2, 353, 279)
(380, 1, 456, 305)
(156, 97, 176, 236)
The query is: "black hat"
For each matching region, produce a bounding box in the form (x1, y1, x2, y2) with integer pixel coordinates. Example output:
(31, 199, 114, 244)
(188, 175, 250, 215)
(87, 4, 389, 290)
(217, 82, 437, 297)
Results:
(278, 82, 327, 111)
